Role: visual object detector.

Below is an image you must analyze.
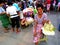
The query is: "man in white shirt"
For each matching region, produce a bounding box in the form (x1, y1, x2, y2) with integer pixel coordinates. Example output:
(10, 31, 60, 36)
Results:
(6, 2, 20, 33)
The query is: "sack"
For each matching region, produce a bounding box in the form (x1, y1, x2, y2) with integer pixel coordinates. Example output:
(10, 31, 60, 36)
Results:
(25, 17, 34, 26)
(26, 17, 34, 22)
(42, 23, 56, 35)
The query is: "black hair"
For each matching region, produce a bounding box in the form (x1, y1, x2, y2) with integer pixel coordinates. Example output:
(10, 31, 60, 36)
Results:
(4, 0, 7, 2)
(3, 0, 7, 4)
(36, 3, 44, 10)
(12, 0, 15, 2)
(0, 0, 4, 4)
(7, 2, 13, 6)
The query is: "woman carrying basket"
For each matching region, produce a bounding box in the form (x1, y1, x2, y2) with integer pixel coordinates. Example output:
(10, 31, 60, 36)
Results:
(33, 4, 49, 45)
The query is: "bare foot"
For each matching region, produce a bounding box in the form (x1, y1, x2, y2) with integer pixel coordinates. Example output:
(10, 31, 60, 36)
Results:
(4, 30, 8, 33)
(11, 28, 15, 32)
(16, 30, 21, 33)
(11, 30, 15, 32)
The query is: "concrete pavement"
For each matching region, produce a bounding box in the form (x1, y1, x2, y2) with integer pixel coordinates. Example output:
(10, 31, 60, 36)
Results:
(0, 12, 60, 45)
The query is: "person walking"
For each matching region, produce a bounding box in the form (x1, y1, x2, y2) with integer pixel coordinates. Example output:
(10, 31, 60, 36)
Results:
(0, 1, 10, 33)
(6, 2, 21, 33)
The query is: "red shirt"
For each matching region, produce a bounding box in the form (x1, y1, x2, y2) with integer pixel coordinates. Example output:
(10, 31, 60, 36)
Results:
(47, 0, 51, 4)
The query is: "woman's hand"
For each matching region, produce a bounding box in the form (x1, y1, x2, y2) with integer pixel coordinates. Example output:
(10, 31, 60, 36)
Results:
(42, 20, 46, 25)
(6, 13, 10, 17)
(42, 20, 50, 25)
(0, 12, 6, 14)
(21, 19, 25, 25)
(46, 20, 50, 24)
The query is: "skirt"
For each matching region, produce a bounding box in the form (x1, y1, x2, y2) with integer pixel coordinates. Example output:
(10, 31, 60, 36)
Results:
(33, 24, 43, 43)
(0, 14, 10, 28)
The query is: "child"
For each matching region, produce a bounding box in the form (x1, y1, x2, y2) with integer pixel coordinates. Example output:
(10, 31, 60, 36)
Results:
(6, 2, 20, 33)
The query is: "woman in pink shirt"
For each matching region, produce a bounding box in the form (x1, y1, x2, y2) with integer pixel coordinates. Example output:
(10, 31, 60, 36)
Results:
(33, 4, 49, 45)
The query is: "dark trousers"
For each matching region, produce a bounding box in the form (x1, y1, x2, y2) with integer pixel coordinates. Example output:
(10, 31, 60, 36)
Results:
(10, 16, 20, 28)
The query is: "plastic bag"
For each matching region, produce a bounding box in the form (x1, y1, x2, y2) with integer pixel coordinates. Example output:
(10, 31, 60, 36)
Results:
(34, 8, 38, 15)
(25, 17, 34, 26)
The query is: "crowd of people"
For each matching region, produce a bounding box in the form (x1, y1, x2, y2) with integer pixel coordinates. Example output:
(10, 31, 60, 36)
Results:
(0, 0, 21, 33)
(2, 0, 60, 11)
(8, 0, 60, 12)
(2, 0, 60, 12)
